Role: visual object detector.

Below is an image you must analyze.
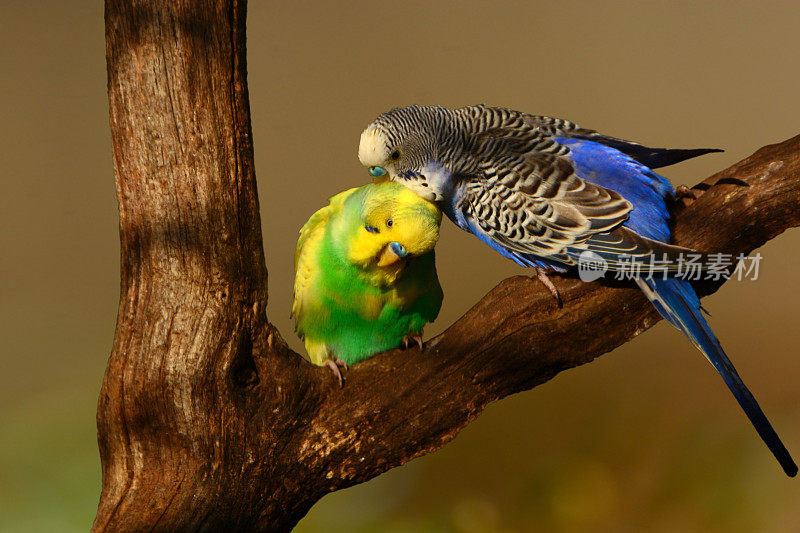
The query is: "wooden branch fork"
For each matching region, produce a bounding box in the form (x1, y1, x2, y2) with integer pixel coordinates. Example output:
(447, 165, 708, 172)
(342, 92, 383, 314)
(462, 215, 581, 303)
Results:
(94, 1, 800, 530)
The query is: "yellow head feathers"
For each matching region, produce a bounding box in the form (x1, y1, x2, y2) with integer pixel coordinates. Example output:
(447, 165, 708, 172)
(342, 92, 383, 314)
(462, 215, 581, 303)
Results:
(342, 182, 441, 275)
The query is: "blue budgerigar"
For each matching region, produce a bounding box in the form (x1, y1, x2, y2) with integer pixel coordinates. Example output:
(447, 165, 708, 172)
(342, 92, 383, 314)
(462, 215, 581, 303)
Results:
(358, 104, 797, 476)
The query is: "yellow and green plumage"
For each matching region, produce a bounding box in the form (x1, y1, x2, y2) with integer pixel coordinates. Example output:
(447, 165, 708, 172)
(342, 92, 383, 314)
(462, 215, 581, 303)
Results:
(292, 181, 443, 368)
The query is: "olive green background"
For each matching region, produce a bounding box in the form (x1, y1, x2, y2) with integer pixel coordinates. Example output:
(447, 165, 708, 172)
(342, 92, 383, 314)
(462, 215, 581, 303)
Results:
(1, 1, 799, 531)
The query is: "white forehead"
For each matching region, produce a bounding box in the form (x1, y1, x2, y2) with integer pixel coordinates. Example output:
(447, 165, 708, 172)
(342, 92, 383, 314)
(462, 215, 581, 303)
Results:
(358, 126, 389, 167)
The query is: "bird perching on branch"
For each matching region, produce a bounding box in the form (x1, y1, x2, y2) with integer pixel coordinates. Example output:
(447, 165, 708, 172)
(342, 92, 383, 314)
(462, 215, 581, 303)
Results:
(292, 181, 443, 385)
(358, 104, 797, 476)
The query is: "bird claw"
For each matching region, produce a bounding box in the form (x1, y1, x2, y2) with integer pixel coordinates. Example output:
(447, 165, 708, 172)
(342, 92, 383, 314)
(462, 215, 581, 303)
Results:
(324, 358, 348, 388)
(401, 332, 424, 351)
(675, 185, 700, 201)
(535, 268, 563, 308)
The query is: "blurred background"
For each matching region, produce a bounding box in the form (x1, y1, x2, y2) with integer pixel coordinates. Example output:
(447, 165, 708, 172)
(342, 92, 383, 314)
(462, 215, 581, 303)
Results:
(1, 1, 799, 531)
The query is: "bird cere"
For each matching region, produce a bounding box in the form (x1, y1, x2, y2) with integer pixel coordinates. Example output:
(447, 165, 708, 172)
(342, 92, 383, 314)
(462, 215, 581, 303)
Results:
(293, 104, 796, 477)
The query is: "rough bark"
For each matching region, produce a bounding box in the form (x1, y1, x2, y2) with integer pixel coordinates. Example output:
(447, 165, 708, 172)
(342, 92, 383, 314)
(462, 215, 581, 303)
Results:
(94, 1, 800, 531)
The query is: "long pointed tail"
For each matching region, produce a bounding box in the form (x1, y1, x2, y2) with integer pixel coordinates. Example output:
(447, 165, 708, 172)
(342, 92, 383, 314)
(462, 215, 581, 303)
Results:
(636, 276, 797, 476)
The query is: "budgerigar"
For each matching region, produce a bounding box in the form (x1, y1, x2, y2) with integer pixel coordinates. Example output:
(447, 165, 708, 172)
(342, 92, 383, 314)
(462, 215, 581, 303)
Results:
(358, 104, 797, 476)
(292, 181, 443, 385)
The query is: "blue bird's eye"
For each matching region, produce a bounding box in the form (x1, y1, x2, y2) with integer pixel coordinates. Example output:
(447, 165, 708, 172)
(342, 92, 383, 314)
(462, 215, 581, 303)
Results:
(369, 166, 387, 177)
(365, 225, 379, 233)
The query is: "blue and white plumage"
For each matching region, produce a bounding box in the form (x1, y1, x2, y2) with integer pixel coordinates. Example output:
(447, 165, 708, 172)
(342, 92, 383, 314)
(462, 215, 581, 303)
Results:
(358, 104, 797, 476)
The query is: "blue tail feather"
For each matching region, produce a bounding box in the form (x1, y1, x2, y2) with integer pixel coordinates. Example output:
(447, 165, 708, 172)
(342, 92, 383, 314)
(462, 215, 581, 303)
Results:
(637, 276, 797, 477)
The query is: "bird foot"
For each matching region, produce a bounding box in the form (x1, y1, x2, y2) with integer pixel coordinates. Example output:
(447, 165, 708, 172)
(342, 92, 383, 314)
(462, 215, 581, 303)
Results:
(401, 331, 424, 351)
(535, 268, 563, 308)
(324, 358, 348, 388)
(675, 185, 700, 200)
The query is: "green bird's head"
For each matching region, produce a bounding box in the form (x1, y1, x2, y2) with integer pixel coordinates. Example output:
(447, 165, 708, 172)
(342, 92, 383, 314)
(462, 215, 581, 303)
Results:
(335, 181, 441, 282)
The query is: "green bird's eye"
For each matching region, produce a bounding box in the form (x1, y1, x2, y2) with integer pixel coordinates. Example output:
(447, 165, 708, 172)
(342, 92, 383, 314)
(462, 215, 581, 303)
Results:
(364, 224, 379, 233)
(369, 166, 387, 177)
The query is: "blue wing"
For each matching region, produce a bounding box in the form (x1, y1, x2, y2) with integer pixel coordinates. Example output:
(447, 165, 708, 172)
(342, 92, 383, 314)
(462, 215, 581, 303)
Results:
(555, 137, 673, 242)
(442, 136, 690, 272)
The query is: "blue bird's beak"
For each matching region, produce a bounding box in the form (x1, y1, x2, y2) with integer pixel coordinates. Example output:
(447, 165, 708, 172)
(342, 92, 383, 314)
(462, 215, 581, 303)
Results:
(377, 241, 408, 267)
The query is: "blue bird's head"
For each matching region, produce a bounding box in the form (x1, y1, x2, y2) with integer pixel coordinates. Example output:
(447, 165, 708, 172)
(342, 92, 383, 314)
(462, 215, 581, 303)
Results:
(358, 108, 447, 201)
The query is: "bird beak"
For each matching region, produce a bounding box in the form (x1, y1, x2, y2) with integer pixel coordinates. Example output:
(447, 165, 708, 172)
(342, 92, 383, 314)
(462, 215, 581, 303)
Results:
(376, 242, 408, 267)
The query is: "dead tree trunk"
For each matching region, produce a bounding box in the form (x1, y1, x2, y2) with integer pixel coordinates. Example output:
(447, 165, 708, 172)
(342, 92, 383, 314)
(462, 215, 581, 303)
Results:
(94, 1, 800, 531)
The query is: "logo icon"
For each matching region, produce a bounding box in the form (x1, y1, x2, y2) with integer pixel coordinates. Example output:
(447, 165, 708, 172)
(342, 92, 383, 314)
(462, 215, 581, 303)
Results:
(578, 251, 608, 282)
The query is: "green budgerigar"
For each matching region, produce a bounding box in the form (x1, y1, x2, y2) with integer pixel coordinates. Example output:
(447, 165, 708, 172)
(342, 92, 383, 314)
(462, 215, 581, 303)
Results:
(292, 181, 444, 384)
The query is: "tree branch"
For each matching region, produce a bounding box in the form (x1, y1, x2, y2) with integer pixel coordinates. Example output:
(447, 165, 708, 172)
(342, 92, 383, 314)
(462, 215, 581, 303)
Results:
(94, 1, 800, 531)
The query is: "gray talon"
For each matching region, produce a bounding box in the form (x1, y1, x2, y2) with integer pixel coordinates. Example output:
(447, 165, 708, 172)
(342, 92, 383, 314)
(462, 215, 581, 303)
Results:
(324, 359, 345, 388)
